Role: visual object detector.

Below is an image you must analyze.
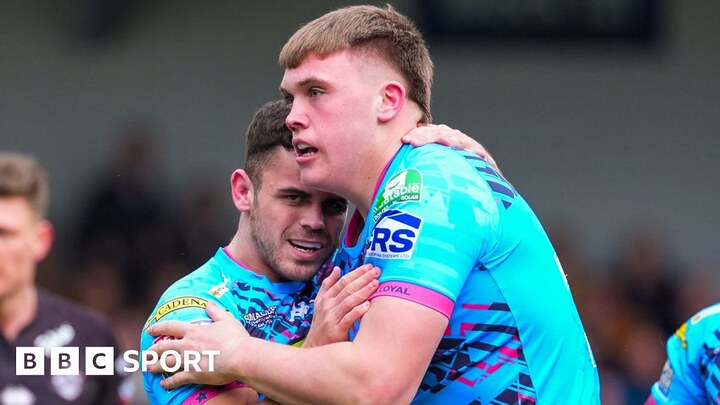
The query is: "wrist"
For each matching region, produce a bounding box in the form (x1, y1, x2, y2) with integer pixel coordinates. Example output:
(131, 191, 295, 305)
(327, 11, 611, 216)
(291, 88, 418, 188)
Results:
(230, 336, 256, 381)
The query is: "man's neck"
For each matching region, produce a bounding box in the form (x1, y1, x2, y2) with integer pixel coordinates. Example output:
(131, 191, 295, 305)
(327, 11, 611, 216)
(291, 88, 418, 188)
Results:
(0, 285, 38, 342)
(353, 121, 417, 219)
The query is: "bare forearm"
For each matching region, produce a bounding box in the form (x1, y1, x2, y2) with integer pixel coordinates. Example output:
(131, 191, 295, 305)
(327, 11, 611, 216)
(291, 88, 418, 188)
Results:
(148, 298, 443, 404)
(231, 298, 445, 404)
(237, 339, 387, 405)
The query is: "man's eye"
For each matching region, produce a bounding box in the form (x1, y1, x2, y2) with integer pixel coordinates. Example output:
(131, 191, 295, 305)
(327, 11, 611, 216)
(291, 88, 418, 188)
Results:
(285, 195, 302, 203)
(326, 201, 348, 214)
(309, 88, 323, 97)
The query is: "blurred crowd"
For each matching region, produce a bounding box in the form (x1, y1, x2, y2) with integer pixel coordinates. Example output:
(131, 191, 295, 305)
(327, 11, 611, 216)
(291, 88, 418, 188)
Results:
(34, 120, 718, 405)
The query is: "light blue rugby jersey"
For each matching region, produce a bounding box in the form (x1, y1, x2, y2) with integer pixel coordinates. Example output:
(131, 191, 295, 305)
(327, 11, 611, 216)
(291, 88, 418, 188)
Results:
(648, 302, 720, 404)
(140, 247, 330, 405)
(335, 144, 600, 404)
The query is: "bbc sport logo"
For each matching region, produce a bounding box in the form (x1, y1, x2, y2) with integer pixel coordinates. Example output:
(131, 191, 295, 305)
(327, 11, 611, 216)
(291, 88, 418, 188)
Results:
(15, 347, 219, 375)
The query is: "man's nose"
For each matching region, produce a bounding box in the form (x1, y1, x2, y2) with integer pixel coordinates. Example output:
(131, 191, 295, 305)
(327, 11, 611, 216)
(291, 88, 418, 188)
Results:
(299, 205, 325, 231)
(286, 102, 308, 133)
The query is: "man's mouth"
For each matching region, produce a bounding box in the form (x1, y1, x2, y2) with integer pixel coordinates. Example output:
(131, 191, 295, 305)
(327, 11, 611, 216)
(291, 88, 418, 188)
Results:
(295, 143, 318, 157)
(288, 239, 323, 253)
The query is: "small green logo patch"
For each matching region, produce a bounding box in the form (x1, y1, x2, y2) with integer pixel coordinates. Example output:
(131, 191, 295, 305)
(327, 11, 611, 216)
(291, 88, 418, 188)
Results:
(373, 169, 422, 220)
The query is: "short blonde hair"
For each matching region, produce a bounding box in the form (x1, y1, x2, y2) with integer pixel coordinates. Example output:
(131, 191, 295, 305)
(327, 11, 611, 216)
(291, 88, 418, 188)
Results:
(279, 5, 433, 123)
(0, 152, 49, 218)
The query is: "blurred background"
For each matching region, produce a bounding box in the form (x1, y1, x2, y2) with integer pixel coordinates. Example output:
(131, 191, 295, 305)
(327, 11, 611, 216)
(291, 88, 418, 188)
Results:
(2, 0, 718, 403)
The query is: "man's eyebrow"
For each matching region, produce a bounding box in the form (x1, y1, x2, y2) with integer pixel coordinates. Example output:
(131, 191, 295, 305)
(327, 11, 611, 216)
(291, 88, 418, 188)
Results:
(276, 187, 311, 197)
(280, 76, 330, 94)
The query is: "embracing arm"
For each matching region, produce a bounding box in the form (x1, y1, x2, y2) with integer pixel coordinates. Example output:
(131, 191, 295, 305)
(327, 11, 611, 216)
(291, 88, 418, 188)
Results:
(157, 297, 447, 405)
(240, 298, 447, 404)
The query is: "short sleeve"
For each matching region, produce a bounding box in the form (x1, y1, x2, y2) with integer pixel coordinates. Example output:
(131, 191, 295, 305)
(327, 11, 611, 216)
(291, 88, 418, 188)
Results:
(365, 146, 500, 317)
(140, 295, 245, 405)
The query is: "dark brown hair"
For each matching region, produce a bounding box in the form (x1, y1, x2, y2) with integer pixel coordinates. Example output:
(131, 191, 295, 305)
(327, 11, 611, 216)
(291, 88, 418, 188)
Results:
(244, 100, 293, 188)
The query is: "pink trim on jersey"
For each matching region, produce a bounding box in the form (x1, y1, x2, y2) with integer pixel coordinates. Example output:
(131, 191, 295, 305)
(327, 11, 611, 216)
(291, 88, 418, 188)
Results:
(181, 381, 249, 404)
(518, 394, 537, 403)
(223, 246, 247, 267)
(371, 281, 454, 318)
(461, 303, 492, 310)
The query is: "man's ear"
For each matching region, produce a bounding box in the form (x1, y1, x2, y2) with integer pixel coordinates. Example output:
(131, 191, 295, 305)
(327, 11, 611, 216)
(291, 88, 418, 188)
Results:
(377, 81, 406, 123)
(231, 169, 254, 212)
(33, 220, 54, 263)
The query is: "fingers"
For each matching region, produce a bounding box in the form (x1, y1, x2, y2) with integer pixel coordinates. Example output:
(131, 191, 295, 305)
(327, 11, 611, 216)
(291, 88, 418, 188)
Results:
(146, 339, 183, 373)
(317, 266, 341, 300)
(303, 265, 380, 347)
(206, 301, 232, 321)
(160, 371, 192, 389)
(338, 265, 380, 302)
(403, 125, 475, 152)
(147, 320, 188, 338)
(330, 265, 379, 321)
(339, 301, 371, 331)
(402, 124, 446, 147)
(403, 124, 502, 174)
(327, 264, 378, 298)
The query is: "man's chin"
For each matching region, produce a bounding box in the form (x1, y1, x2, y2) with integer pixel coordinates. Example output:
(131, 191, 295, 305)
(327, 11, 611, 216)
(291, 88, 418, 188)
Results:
(280, 262, 322, 282)
(299, 171, 326, 190)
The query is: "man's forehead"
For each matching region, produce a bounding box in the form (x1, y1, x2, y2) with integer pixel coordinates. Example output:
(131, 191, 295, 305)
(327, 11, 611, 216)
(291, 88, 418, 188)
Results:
(280, 51, 357, 87)
(0, 197, 36, 225)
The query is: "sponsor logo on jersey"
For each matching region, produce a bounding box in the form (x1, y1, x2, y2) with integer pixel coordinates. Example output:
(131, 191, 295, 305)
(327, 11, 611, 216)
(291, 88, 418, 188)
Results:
(373, 169, 422, 220)
(289, 300, 310, 321)
(367, 210, 422, 260)
(52, 374, 84, 401)
(145, 297, 208, 328)
(674, 322, 688, 349)
(656, 360, 674, 399)
(377, 283, 410, 295)
(244, 306, 277, 328)
(208, 282, 229, 298)
(0, 385, 35, 405)
(34, 323, 76, 356)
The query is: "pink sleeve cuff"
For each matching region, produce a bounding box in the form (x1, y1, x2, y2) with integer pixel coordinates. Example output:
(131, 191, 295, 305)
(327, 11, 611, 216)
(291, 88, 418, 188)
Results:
(370, 281, 454, 318)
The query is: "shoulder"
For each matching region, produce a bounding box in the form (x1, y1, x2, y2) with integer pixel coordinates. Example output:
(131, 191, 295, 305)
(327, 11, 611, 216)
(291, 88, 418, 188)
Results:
(401, 144, 477, 170)
(668, 302, 720, 361)
(143, 260, 234, 331)
(154, 256, 228, 305)
(688, 302, 720, 326)
(683, 303, 720, 345)
(386, 145, 500, 220)
(397, 144, 495, 199)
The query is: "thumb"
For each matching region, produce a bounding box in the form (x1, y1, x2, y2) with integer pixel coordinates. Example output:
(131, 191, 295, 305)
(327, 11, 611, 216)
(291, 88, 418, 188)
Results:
(206, 301, 232, 321)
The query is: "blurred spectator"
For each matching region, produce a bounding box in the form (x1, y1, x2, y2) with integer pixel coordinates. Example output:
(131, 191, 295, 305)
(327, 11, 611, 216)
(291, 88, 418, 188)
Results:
(620, 319, 667, 404)
(74, 118, 181, 304)
(0, 151, 131, 404)
(609, 221, 684, 336)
